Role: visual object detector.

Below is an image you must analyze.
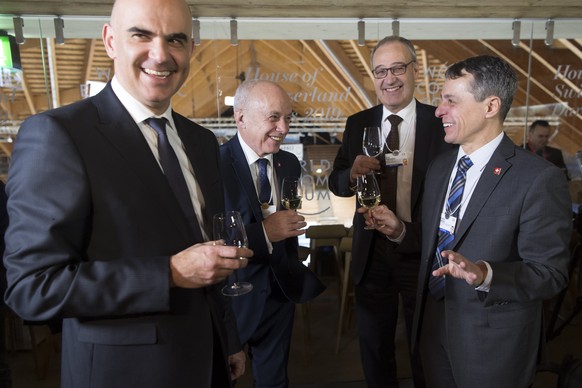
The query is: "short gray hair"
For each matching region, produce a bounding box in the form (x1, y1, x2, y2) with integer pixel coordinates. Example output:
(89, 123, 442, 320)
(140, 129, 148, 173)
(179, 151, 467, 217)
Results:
(370, 36, 417, 68)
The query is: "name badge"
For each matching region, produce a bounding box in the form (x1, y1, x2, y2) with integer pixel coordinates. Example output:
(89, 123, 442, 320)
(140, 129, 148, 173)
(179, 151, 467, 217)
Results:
(439, 213, 457, 235)
(385, 151, 408, 167)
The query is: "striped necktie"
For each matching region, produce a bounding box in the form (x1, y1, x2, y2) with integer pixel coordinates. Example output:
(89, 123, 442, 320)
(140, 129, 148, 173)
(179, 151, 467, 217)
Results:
(428, 155, 473, 300)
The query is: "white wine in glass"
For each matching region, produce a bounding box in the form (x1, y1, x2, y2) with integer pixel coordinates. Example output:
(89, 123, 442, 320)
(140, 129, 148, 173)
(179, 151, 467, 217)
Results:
(356, 174, 381, 230)
(281, 176, 303, 211)
(213, 211, 253, 296)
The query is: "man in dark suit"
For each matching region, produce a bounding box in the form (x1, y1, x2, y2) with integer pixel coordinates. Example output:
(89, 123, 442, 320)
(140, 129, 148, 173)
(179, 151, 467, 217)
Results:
(2, 0, 250, 387)
(525, 119, 569, 179)
(220, 80, 325, 388)
(0, 181, 11, 388)
(412, 55, 571, 388)
(329, 36, 453, 387)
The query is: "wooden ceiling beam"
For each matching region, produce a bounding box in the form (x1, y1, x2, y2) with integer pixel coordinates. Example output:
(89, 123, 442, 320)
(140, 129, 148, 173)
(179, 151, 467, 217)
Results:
(315, 40, 374, 108)
(82, 39, 98, 84)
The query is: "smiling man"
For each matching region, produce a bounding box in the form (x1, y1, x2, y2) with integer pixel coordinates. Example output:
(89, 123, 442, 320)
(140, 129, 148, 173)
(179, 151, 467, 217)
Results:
(219, 80, 325, 388)
(329, 36, 453, 388)
(412, 55, 571, 388)
(3, 0, 251, 387)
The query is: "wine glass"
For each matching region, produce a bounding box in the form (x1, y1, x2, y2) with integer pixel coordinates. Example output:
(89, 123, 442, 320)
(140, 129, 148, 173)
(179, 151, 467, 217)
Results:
(281, 176, 303, 211)
(213, 211, 253, 296)
(363, 126, 383, 174)
(356, 173, 381, 230)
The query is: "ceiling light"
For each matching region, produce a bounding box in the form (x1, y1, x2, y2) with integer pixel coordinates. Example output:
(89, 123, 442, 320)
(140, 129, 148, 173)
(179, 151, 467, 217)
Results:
(54, 17, 65, 44)
(230, 18, 238, 46)
(545, 19, 554, 46)
(13, 17, 25, 44)
(192, 18, 200, 46)
(357, 20, 365, 47)
(512, 19, 521, 47)
(392, 19, 400, 37)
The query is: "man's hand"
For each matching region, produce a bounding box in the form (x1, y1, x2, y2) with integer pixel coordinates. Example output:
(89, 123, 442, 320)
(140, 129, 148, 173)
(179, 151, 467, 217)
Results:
(357, 205, 403, 239)
(350, 155, 381, 183)
(169, 241, 253, 288)
(228, 350, 246, 380)
(263, 210, 307, 243)
(433, 250, 487, 287)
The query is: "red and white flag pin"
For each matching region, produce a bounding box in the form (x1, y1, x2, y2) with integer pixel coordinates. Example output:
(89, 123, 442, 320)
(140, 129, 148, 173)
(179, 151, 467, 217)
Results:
(493, 167, 502, 175)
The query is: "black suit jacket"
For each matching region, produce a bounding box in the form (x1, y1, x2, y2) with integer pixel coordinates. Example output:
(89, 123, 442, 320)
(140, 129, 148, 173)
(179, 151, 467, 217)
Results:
(329, 101, 454, 285)
(220, 135, 325, 343)
(4, 83, 239, 388)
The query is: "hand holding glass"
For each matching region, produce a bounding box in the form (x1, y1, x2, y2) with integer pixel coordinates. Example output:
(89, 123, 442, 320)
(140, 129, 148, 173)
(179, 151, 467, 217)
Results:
(281, 177, 303, 211)
(213, 211, 253, 296)
(357, 174, 381, 230)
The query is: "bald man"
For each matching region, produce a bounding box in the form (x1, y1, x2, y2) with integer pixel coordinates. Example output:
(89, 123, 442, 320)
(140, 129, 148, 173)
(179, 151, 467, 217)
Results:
(3, 0, 249, 387)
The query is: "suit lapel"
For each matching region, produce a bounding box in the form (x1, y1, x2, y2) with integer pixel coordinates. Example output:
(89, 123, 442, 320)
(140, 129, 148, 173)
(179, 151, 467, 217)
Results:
(91, 84, 196, 240)
(411, 101, 433, 209)
(452, 135, 515, 247)
(228, 136, 265, 221)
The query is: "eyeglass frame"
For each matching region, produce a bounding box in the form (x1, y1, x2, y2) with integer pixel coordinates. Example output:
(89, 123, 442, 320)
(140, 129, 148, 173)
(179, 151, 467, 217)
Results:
(372, 60, 416, 79)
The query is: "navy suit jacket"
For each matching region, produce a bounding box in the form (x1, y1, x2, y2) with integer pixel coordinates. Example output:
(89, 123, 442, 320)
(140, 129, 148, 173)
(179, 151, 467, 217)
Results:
(412, 135, 571, 387)
(220, 135, 325, 343)
(329, 101, 454, 285)
(4, 83, 239, 388)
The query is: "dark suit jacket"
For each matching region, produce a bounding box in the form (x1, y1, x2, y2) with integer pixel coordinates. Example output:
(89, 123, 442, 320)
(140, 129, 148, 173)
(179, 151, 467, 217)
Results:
(329, 101, 454, 285)
(3, 83, 239, 388)
(220, 135, 325, 343)
(412, 135, 571, 387)
(524, 142, 569, 179)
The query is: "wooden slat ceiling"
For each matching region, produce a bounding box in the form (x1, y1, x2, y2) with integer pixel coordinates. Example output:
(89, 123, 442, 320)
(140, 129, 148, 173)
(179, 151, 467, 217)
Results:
(1, 0, 582, 158)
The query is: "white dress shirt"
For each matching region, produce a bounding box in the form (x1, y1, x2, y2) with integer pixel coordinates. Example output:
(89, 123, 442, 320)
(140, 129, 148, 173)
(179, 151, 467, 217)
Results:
(439, 132, 505, 291)
(237, 135, 278, 253)
(382, 99, 416, 223)
(111, 76, 209, 240)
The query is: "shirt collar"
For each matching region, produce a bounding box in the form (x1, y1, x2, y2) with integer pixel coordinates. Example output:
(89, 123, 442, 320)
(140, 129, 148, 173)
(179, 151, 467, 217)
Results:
(456, 132, 504, 172)
(111, 76, 175, 129)
(382, 98, 416, 125)
(237, 135, 274, 166)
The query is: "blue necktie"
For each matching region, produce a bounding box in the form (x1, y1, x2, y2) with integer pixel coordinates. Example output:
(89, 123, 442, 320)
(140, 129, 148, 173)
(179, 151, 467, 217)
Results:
(147, 117, 204, 242)
(257, 158, 271, 207)
(428, 155, 473, 300)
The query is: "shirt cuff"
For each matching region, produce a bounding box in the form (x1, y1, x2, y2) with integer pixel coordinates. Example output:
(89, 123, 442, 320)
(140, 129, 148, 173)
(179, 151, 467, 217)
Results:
(475, 260, 493, 292)
(386, 221, 406, 244)
(262, 222, 273, 254)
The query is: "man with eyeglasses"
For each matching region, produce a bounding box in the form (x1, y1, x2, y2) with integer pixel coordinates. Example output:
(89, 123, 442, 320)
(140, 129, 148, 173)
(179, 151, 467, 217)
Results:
(329, 36, 453, 388)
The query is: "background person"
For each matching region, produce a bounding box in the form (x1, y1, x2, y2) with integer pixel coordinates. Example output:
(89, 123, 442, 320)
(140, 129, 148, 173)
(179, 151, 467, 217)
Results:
(329, 35, 453, 388)
(412, 55, 571, 388)
(3, 0, 249, 387)
(220, 80, 325, 388)
(525, 119, 569, 179)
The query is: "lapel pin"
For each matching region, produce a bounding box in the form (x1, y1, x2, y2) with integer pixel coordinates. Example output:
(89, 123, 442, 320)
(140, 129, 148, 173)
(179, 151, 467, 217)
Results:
(494, 167, 501, 175)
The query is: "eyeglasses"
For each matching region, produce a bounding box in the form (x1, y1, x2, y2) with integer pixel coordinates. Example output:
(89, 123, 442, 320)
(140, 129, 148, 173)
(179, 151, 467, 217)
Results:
(372, 60, 415, 79)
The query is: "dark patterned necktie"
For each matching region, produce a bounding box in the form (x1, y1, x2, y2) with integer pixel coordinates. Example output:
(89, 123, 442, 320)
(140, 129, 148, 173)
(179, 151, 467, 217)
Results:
(428, 155, 473, 300)
(257, 158, 271, 207)
(147, 117, 204, 242)
(380, 114, 402, 212)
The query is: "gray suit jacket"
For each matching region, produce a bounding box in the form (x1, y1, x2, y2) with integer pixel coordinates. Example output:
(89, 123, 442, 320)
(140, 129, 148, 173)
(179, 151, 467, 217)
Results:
(4, 83, 239, 388)
(412, 134, 571, 388)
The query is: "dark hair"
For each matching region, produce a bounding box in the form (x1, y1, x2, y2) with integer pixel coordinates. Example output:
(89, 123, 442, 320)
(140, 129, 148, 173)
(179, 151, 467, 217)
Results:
(529, 119, 551, 132)
(445, 55, 518, 121)
(370, 36, 417, 67)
